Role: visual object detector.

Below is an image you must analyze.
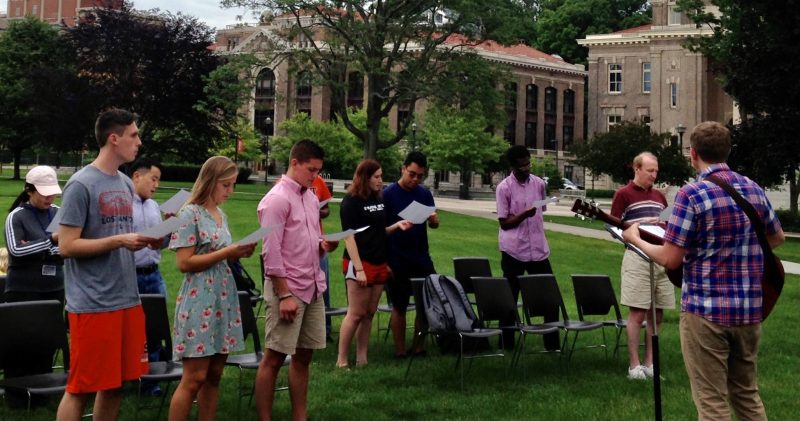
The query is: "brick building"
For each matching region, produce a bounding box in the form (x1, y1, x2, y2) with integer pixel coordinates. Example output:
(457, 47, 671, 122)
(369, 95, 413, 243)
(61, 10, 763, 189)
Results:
(4, 0, 121, 27)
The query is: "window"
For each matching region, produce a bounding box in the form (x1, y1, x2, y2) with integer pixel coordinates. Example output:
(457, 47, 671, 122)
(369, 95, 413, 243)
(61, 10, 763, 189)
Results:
(32, 4, 38, 15)
(347, 72, 364, 109)
(544, 87, 557, 114)
(504, 120, 516, 144)
(524, 121, 536, 148)
(254, 68, 275, 136)
(563, 89, 575, 115)
(505, 83, 517, 109)
(668, 6, 682, 25)
(608, 63, 622, 93)
(669, 82, 678, 108)
(544, 124, 556, 150)
(255, 68, 275, 97)
(608, 115, 622, 130)
(642, 63, 651, 93)
(563, 125, 574, 150)
(525, 84, 538, 111)
(296, 71, 312, 115)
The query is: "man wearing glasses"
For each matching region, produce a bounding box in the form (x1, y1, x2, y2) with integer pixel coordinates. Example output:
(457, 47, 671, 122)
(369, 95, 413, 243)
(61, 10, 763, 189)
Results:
(496, 144, 556, 350)
(384, 151, 440, 358)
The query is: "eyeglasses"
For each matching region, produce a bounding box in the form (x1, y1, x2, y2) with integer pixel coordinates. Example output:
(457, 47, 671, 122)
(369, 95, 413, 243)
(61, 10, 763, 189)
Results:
(407, 170, 425, 180)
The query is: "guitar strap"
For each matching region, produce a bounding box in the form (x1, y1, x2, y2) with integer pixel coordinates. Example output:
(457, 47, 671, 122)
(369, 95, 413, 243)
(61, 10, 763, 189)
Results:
(704, 174, 777, 265)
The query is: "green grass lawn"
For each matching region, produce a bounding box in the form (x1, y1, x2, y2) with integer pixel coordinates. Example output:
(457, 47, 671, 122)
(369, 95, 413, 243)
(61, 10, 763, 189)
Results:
(2, 176, 800, 420)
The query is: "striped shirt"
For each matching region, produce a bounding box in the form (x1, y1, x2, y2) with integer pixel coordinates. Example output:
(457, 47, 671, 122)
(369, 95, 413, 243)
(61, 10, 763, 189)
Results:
(610, 181, 667, 223)
(664, 164, 782, 326)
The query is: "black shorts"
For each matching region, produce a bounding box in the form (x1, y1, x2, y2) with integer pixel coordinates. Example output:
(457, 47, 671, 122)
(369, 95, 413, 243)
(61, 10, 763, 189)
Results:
(386, 262, 435, 313)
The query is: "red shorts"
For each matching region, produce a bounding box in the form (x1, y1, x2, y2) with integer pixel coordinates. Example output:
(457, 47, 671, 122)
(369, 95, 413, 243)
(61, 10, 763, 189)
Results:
(342, 258, 391, 285)
(66, 305, 148, 393)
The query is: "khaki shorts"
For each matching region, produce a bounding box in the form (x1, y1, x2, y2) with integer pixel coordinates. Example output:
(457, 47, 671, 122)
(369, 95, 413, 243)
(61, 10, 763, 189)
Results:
(263, 285, 326, 356)
(620, 248, 676, 310)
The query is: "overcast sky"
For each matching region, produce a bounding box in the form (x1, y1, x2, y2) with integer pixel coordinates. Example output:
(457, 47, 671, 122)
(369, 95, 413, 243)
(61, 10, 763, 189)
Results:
(0, 0, 259, 32)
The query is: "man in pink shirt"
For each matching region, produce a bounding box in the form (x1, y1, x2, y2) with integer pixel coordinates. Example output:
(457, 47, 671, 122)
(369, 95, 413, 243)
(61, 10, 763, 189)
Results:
(254, 139, 338, 421)
(495, 144, 556, 350)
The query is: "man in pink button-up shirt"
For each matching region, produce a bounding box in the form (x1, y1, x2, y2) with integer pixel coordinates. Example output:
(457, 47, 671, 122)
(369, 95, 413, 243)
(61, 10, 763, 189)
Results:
(254, 139, 338, 421)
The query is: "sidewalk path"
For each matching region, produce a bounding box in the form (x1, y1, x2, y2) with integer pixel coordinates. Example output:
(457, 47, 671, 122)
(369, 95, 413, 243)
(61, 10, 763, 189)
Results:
(433, 196, 800, 275)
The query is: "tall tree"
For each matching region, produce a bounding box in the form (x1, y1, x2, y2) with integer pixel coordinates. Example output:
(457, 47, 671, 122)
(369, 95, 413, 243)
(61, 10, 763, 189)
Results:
(65, 4, 224, 162)
(0, 17, 89, 179)
(572, 120, 693, 185)
(533, 0, 651, 65)
(221, 0, 536, 158)
(423, 103, 508, 199)
(678, 0, 800, 214)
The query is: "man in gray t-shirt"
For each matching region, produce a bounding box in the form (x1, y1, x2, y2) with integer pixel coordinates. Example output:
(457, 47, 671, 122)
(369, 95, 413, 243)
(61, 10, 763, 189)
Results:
(56, 108, 158, 421)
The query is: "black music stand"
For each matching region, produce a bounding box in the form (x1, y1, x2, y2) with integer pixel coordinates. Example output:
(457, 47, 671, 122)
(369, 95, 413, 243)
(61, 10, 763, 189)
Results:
(605, 224, 664, 421)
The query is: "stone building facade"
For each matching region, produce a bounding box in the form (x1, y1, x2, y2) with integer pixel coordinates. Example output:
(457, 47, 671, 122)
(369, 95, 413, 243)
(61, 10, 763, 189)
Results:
(216, 13, 588, 191)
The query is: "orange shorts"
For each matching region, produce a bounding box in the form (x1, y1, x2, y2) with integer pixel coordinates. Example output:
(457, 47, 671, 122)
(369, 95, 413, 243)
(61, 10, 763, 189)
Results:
(66, 305, 148, 393)
(343, 258, 391, 285)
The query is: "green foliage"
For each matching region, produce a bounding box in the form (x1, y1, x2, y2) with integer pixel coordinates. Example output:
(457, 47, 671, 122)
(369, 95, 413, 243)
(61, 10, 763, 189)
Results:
(211, 119, 265, 163)
(0, 17, 90, 178)
(197, 54, 267, 135)
(678, 0, 800, 213)
(269, 110, 402, 180)
(534, 0, 651, 65)
(573, 120, 693, 185)
(64, 5, 223, 161)
(422, 103, 508, 176)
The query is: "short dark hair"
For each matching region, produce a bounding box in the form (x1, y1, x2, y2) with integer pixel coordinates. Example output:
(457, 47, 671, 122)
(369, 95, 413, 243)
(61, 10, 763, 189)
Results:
(403, 151, 427, 168)
(95, 108, 137, 148)
(690, 121, 730, 163)
(506, 144, 530, 165)
(128, 157, 162, 177)
(290, 139, 325, 163)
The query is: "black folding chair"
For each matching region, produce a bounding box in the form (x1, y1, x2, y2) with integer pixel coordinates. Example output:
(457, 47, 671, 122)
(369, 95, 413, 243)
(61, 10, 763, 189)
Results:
(571, 274, 628, 358)
(453, 257, 491, 300)
(0, 300, 69, 413)
(136, 294, 184, 421)
(518, 274, 606, 362)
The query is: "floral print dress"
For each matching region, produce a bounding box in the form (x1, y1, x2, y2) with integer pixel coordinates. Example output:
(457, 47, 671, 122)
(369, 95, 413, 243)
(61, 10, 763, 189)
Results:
(169, 204, 244, 360)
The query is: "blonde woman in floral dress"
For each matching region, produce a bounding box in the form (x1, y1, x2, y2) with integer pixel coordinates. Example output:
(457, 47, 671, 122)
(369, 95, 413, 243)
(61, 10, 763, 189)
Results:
(168, 156, 256, 421)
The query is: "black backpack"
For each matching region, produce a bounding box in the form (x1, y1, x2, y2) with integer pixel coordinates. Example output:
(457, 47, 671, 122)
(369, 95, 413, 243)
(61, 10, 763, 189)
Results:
(229, 260, 261, 304)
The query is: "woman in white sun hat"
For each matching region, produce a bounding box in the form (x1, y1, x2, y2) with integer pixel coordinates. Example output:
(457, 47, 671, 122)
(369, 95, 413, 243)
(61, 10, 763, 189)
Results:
(3, 165, 65, 304)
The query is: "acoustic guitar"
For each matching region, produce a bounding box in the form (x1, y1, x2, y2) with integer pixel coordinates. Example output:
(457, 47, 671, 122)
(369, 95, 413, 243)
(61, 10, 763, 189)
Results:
(570, 198, 784, 320)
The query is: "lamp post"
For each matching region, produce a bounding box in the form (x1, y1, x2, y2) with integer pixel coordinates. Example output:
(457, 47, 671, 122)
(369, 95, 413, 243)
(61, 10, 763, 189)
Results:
(676, 123, 686, 150)
(261, 117, 272, 185)
(232, 132, 239, 163)
(411, 122, 417, 151)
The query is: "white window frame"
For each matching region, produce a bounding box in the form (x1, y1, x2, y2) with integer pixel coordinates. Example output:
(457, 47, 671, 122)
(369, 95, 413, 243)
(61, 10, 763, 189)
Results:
(668, 6, 682, 25)
(669, 83, 678, 108)
(608, 115, 622, 131)
(608, 63, 623, 93)
(642, 63, 651, 93)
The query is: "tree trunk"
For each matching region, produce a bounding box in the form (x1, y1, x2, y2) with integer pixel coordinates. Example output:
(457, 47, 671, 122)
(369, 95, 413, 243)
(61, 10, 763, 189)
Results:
(789, 167, 798, 215)
(459, 169, 471, 200)
(13, 149, 22, 180)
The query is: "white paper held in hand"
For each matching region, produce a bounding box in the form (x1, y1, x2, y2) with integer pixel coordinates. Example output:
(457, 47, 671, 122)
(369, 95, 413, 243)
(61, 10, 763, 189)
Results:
(138, 216, 187, 238)
(531, 196, 559, 209)
(321, 226, 369, 242)
(318, 198, 331, 209)
(234, 224, 283, 245)
(398, 201, 436, 224)
(159, 189, 191, 214)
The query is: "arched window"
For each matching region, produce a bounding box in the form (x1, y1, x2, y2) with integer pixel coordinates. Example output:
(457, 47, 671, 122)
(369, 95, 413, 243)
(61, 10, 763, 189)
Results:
(254, 68, 275, 135)
(525, 84, 538, 111)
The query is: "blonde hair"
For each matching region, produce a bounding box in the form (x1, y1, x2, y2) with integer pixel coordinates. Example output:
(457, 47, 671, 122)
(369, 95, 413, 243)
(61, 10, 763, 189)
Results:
(0, 247, 8, 276)
(188, 156, 238, 206)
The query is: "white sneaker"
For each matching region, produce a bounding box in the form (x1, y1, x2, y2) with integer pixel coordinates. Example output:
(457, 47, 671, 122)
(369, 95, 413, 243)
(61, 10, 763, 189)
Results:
(628, 365, 646, 380)
(641, 365, 654, 378)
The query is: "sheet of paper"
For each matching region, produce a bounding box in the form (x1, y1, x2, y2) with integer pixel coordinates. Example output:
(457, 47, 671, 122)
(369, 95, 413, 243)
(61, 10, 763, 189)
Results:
(640, 224, 666, 239)
(398, 201, 437, 224)
(318, 198, 331, 209)
(138, 216, 186, 238)
(234, 224, 282, 245)
(159, 189, 190, 214)
(531, 196, 559, 209)
(605, 224, 648, 257)
(321, 226, 369, 242)
(46, 211, 62, 233)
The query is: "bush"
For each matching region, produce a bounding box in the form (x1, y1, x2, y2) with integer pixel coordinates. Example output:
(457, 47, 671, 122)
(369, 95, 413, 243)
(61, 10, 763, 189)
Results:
(586, 189, 616, 199)
(776, 210, 800, 232)
(161, 164, 201, 182)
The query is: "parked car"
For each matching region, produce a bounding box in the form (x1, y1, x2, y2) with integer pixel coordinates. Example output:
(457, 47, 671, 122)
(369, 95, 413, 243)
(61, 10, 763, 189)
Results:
(542, 177, 584, 190)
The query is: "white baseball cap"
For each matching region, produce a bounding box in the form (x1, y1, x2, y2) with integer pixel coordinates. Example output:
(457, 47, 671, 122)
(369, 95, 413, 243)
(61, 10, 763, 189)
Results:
(25, 166, 62, 196)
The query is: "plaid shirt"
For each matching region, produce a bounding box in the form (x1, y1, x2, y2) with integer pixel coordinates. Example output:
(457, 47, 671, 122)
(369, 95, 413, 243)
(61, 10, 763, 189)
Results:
(664, 164, 781, 326)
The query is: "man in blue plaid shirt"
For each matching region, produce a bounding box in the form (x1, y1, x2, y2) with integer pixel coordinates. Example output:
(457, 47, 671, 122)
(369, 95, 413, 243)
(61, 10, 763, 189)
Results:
(623, 121, 785, 421)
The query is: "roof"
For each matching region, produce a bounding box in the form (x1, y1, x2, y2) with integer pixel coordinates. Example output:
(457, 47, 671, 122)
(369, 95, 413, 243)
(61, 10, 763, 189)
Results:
(443, 34, 566, 65)
(612, 24, 653, 34)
